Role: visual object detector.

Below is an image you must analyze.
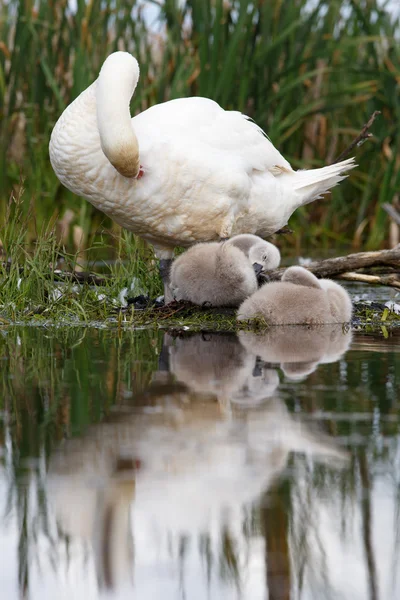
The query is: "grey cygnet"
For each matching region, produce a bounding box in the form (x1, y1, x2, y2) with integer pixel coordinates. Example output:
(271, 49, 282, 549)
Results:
(170, 241, 258, 306)
(237, 266, 353, 325)
(170, 235, 281, 307)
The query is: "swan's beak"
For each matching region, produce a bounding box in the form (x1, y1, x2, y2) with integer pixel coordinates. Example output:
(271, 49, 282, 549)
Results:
(253, 263, 263, 276)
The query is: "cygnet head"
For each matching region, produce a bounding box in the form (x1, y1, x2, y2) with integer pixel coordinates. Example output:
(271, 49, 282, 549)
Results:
(225, 234, 280, 276)
(249, 240, 281, 276)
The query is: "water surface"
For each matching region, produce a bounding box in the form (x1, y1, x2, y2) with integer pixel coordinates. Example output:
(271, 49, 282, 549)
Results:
(1, 325, 400, 600)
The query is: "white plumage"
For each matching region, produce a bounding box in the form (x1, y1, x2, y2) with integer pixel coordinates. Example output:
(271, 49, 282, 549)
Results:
(49, 51, 356, 262)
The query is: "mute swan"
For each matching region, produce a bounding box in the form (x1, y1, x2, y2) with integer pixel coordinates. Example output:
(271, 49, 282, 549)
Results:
(170, 241, 258, 306)
(49, 51, 355, 299)
(225, 233, 281, 275)
(237, 266, 353, 324)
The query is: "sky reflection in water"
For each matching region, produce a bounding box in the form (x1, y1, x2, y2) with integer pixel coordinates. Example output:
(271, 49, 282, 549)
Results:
(0, 324, 400, 600)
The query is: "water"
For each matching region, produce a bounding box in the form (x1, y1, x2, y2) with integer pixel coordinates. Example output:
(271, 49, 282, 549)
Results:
(1, 324, 400, 600)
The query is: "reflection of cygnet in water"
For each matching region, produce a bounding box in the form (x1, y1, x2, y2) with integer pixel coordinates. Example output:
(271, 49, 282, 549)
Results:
(239, 324, 352, 381)
(166, 332, 279, 406)
(231, 360, 280, 405)
(237, 266, 353, 324)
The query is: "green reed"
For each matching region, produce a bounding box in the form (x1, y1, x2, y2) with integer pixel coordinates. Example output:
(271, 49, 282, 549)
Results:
(0, 186, 164, 322)
(0, 0, 399, 258)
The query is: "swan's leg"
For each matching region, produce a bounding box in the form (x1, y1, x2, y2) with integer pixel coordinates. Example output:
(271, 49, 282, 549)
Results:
(153, 246, 175, 304)
(159, 258, 174, 304)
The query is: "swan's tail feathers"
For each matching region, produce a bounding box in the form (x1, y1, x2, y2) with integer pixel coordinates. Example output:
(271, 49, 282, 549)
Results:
(292, 157, 356, 205)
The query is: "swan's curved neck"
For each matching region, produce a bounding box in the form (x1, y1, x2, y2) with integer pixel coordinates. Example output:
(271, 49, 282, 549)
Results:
(96, 52, 140, 178)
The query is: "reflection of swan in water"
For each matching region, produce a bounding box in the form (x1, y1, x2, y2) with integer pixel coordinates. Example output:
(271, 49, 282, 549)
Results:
(166, 332, 280, 407)
(238, 324, 352, 381)
(47, 445, 136, 592)
(47, 373, 348, 596)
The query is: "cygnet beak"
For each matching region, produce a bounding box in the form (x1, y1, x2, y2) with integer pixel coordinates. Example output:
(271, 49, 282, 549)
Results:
(253, 262, 263, 276)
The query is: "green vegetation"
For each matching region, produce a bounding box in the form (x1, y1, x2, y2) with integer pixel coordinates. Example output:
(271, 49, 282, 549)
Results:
(0, 188, 398, 329)
(352, 301, 400, 330)
(1, 0, 400, 323)
(0, 185, 163, 321)
(0, 183, 399, 328)
(1, 0, 400, 252)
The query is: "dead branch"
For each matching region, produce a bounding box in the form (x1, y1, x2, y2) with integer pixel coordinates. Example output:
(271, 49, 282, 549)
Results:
(263, 245, 400, 283)
(336, 271, 400, 289)
(332, 110, 381, 164)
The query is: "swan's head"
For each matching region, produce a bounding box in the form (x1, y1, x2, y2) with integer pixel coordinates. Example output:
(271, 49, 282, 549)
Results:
(97, 52, 141, 178)
(249, 241, 281, 275)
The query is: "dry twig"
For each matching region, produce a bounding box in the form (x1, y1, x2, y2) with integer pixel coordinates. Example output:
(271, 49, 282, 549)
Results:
(336, 271, 400, 289)
(332, 110, 381, 164)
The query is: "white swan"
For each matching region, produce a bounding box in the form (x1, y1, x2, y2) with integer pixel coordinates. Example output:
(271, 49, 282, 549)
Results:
(170, 240, 258, 306)
(49, 51, 356, 297)
(237, 266, 353, 324)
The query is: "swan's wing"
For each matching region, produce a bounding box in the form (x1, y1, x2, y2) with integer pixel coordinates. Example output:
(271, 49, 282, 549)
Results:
(133, 97, 292, 175)
(281, 266, 322, 289)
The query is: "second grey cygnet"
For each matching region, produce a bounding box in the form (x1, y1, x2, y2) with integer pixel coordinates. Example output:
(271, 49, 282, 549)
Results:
(237, 266, 353, 324)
